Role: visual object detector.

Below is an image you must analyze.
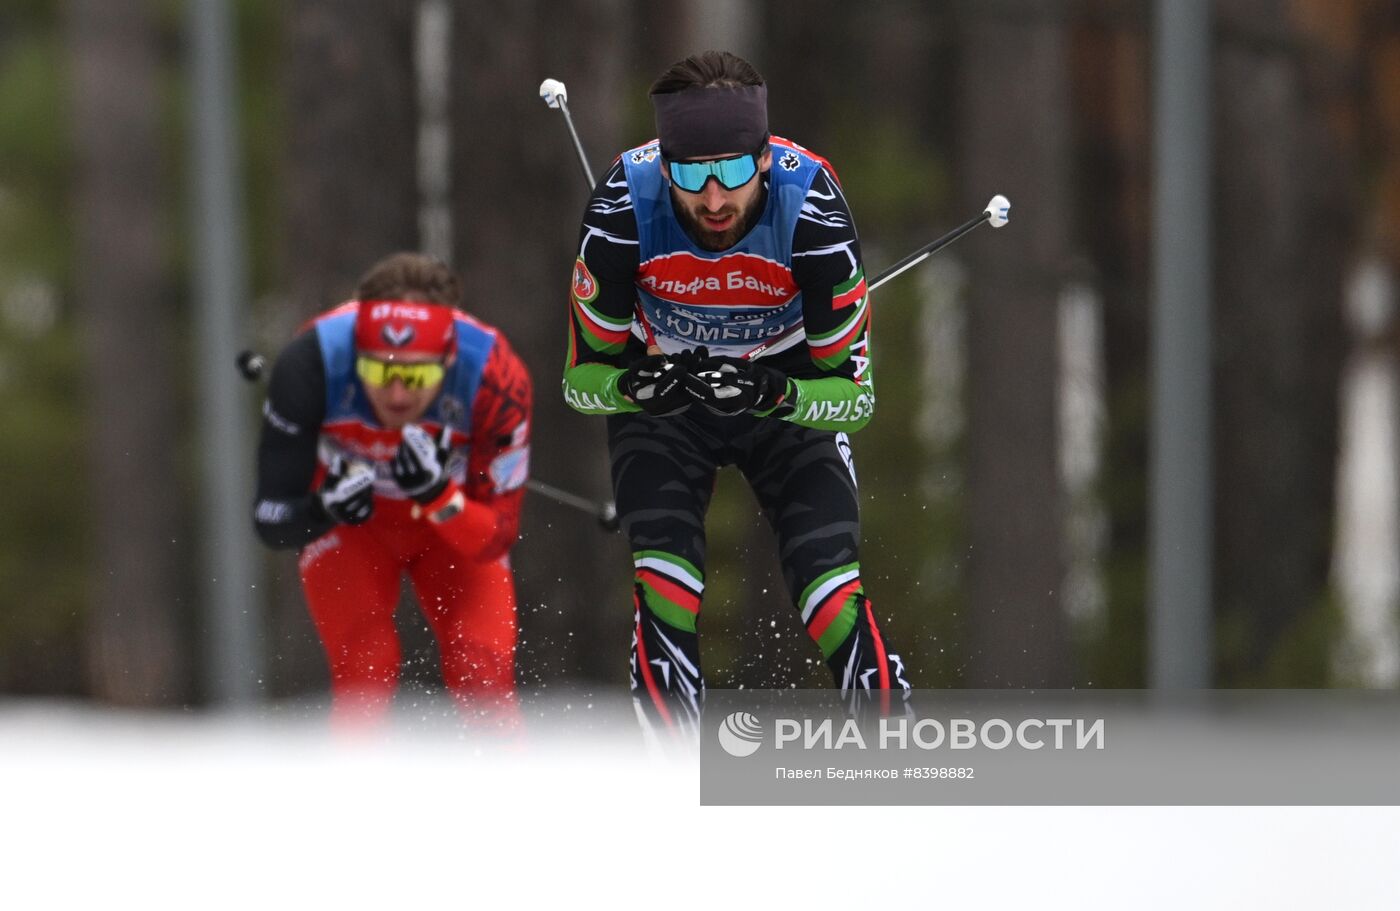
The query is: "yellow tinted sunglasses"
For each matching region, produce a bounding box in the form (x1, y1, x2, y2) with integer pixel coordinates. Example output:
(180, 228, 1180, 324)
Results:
(355, 356, 446, 390)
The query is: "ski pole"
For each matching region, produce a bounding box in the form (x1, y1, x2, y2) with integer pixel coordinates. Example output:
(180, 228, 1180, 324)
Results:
(538, 76, 1009, 294)
(868, 195, 1010, 292)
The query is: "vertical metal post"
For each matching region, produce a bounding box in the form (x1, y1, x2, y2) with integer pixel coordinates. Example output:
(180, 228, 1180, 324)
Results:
(187, 0, 260, 704)
(416, 0, 453, 262)
(1150, 0, 1213, 688)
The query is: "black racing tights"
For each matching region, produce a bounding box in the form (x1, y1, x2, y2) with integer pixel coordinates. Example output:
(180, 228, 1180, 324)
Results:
(608, 410, 910, 731)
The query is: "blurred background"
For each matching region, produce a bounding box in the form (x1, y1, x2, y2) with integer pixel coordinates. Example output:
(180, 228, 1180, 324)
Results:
(2, 0, 1399, 712)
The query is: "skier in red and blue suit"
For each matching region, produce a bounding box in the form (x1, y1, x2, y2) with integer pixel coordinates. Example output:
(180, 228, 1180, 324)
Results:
(254, 253, 531, 726)
(563, 51, 910, 731)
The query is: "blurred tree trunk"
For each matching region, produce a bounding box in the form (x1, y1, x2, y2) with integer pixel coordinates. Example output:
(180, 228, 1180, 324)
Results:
(451, 0, 633, 686)
(282, 0, 418, 315)
(1372, 1, 1400, 270)
(1212, 0, 1357, 682)
(1069, 1, 1153, 686)
(270, 0, 418, 696)
(631, 0, 692, 95)
(958, 0, 1074, 686)
(68, 0, 185, 704)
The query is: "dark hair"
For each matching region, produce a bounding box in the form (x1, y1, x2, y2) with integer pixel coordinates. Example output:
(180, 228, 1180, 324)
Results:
(649, 50, 764, 95)
(355, 252, 460, 306)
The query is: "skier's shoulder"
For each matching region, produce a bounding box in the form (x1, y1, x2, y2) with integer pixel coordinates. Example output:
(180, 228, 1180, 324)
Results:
(769, 136, 841, 186)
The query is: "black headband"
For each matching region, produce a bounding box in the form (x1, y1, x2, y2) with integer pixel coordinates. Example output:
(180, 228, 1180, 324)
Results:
(651, 84, 769, 159)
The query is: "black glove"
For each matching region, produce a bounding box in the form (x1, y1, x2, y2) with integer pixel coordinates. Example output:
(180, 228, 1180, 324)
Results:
(618, 348, 705, 416)
(686, 355, 791, 417)
(318, 455, 375, 525)
(392, 423, 454, 503)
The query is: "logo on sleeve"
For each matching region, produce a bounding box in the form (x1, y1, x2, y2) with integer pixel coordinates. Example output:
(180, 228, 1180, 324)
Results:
(262, 401, 301, 435)
(572, 258, 599, 303)
(489, 446, 530, 493)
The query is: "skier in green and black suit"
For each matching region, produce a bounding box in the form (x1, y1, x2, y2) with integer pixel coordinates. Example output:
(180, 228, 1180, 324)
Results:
(563, 51, 910, 730)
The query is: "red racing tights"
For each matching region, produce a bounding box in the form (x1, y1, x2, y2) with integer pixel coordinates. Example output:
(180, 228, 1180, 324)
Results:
(297, 499, 518, 727)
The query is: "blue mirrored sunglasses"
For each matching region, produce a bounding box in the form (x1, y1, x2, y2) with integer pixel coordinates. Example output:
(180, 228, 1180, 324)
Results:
(666, 152, 759, 193)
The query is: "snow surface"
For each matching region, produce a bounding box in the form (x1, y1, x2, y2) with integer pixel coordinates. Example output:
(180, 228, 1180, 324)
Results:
(2, 697, 1398, 907)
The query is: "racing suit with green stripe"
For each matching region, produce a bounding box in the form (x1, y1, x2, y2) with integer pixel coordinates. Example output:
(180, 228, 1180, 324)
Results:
(564, 137, 910, 728)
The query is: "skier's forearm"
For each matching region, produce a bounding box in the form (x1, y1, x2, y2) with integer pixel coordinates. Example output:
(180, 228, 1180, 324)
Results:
(253, 494, 335, 550)
(562, 362, 641, 415)
(782, 375, 874, 432)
